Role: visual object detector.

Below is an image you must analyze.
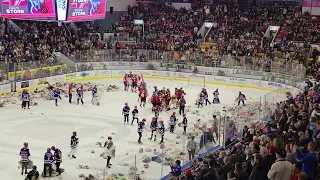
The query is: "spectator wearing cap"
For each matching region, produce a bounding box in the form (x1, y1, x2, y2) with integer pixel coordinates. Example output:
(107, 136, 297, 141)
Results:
(249, 153, 264, 180)
(292, 142, 317, 180)
(267, 148, 293, 180)
(184, 168, 195, 180)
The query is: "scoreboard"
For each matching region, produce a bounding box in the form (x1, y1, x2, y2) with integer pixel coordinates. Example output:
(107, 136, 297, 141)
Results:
(0, 0, 107, 21)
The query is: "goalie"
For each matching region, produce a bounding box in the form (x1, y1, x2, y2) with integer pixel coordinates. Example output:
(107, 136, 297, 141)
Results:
(25, 166, 39, 180)
(106, 85, 119, 92)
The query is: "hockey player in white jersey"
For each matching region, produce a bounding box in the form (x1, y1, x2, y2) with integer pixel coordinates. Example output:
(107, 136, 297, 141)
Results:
(68, 131, 79, 159)
(213, 89, 220, 103)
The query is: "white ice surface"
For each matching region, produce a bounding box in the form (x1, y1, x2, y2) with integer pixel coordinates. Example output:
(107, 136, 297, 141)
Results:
(0, 79, 270, 180)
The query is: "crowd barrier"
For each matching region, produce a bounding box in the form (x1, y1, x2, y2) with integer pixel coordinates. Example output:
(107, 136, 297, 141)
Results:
(0, 68, 303, 180)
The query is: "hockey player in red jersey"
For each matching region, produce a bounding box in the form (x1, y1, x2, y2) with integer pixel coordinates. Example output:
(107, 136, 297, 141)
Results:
(151, 93, 157, 108)
(131, 76, 138, 92)
(123, 75, 129, 91)
(140, 89, 147, 107)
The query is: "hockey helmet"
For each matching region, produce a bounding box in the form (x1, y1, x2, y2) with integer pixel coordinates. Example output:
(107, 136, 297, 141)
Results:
(125, 102, 128, 106)
(23, 142, 28, 147)
(33, 166, 37, 171)
(47, 148, 51, 152)
(183, 113, 186, 117)
(134, 105, 137, 108)
(51, 146, 56, 150)
(142, 118, 146, 122)
(172, 112, 176, 115)
(108, 136, 112, 140)
(73, 131, 77, 135)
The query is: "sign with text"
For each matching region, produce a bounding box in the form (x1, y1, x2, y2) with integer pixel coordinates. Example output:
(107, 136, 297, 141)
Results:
(67, 0, 106, 21)
(1, 0, 56, 19)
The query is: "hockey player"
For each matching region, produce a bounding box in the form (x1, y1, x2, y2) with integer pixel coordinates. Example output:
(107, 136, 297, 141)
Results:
(77, 85, 84, 105)
(140, 89, 147, 107)
(158, 120, 165, 144)
(154, 105, 160, 122)
(53, 88, 61, 106)
(51, 146, 62, 175)
(68, 84, 73, 103)
(197, 91, 204, 108)
(169, 112, 177, 133)
(131, 105, 139, 125)
(20, 142, 30, 175)
(237, 91, 246, 105)
(43, 148, 53, 177)
(104, 136, 113, 147)
(22, 89, 30, 109)
(104, 137, 115, 168)
(202, 88, 211, 105)
(165, 89, 171, 110)
(213, 89, 220, 103)
(68, 131, 79, 158)
(122, 103, 130, 124)
(25, 166, 39, 180)
(137, 118, 147, 144)
(149, 117, 158, 141)
(182, 114, 188, 135)
(151, 93, 158, 108)
(131, 75, 138, 92)
(91, 85, 98, 103)
(123, 75, 129, 91)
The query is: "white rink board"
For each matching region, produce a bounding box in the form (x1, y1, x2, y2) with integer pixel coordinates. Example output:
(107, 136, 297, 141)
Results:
(3, 70, 301, 94)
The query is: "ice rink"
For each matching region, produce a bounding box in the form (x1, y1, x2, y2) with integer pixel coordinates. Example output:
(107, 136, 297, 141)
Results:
(0, 78, 271, 180)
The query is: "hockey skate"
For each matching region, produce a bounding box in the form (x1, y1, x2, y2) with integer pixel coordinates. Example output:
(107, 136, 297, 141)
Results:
(138, 141, 143, 144)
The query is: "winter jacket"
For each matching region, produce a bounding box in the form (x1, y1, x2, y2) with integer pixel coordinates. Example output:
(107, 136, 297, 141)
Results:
(249, 163, 265, 180)
(179, 98, 186, 106)
(186, 140, 197, 150)
(267, 159, 293, 180)
(104, 145, 116, 158)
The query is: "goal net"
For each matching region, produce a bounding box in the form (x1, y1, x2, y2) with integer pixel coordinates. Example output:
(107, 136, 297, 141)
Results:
(188, 74, 206, 87)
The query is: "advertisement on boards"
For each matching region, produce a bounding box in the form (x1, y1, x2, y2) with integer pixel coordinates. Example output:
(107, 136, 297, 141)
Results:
(268, 82, 283, 89)
(229, 77, 246, 84)
(21, 81, 29, 88)
(1, 0, 57, 19)
(66, 73, 76, 80)
(67, 0, 107, 21)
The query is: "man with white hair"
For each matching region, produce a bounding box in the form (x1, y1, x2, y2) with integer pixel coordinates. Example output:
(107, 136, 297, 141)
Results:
(260, 146, 276, 179)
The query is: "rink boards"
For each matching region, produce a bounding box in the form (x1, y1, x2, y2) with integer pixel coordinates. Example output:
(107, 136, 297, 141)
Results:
(0, 69, 302, 95)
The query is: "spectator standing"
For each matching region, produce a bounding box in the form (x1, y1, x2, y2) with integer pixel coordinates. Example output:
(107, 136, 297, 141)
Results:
(292, 142, 318, 180)
(171, 160, 182, 177)
(260, 147, 276, 180)
(178, 96, 186, 115)
(267, 149, 293, 180)
(187, 136, 197, 161)
(249, 153, 264, 180)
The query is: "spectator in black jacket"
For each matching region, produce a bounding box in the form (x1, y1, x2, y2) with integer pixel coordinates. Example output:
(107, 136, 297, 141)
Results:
(249, 153, 264, 180)
(260, 147, 276, 180)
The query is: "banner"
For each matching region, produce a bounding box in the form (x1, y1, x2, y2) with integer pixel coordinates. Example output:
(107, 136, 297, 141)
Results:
(303, 0, 320, 7)
(1, 0, 56, 19)
(67, 0, 107, 21)
(66, 73, 76, 80)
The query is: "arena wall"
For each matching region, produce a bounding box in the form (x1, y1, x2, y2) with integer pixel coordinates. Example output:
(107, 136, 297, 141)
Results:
(0, 69, 301, 95)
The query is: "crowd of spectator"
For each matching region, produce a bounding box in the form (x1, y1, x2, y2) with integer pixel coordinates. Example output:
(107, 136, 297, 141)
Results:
(0, 0, 318, 77)
(168, 79, 320, 180)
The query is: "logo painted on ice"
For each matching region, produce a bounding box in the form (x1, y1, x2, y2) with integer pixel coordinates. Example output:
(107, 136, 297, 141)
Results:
(80, 72, 89, 77)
